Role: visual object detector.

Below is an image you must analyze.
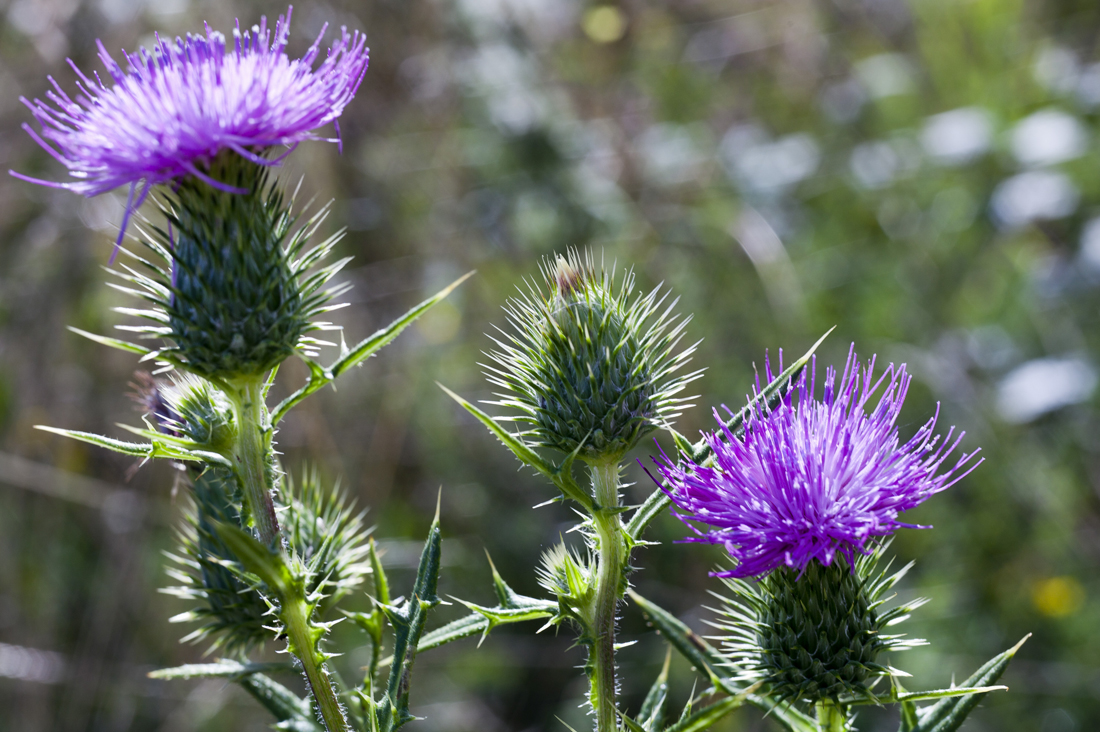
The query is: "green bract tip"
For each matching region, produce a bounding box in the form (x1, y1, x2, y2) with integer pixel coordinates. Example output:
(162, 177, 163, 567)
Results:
(485, 249, 701, 462)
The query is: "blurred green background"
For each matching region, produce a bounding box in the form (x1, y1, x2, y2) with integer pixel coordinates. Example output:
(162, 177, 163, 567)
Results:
(1, 0, 1099, 729)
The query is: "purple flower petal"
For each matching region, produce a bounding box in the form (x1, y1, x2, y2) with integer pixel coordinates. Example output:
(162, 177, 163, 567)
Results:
(652, 345, 982, 578)
(13, 6, 367, 199)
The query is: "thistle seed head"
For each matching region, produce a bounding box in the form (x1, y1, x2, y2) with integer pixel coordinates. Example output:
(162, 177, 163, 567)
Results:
(486, 249, 700, 462)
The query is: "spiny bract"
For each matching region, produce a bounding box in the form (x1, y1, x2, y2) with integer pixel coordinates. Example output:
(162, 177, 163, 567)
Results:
(485, 249, 700, 462)
(713, 548, 927, 706)
(112, 154, 350, 379)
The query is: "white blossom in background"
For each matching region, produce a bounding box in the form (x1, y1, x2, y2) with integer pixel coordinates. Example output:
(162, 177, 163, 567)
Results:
(1079, 216, 1100, 272)
(996, 357, 1097, 423)
(849, 138, 920, 190)
(990, 171, 1079, 228)
(855, 53, 915, 98)
(920, 107, 994, 166)
(720, 125, 820, 193)
(1010, 108, 1087, 167)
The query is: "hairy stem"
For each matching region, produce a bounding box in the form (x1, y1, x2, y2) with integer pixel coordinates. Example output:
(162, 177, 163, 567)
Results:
(229, 377, 281, 546)
(815, 701, 847, 732)
(590, 459, 625, 732)
(283, 595, 349, 732)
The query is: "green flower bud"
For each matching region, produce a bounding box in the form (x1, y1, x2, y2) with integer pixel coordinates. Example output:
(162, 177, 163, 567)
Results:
(488, 250, 700, 462)
(716, 547, 927, 706)
(131, 372, 236, 453)
(112, 151, 349, 380)
(167, 469, 372, 653)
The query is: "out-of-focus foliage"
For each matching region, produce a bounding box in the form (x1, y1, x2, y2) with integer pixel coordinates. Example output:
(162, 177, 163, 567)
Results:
(2, 0, 1100, 730)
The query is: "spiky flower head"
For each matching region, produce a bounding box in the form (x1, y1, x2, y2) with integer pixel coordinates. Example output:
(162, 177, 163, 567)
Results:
(715, 547, 927, 705)
(132, 371, 236, 452)
(166, 469, 371, 653)
(111, 155, 350, 378)
(486, 249, 700, 462)
(13, 7, 368, 249)
(651, 347, 981, 579)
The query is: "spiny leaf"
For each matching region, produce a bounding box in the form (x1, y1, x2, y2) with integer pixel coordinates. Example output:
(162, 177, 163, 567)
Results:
(271, 272, 474, 424)
(332, 272, 474, 380)
(904, 635, 1029, 732)
(149, 661, 315, 726)
(68, 326, 152, 355)
(35, 426, 155, 458)
(638, 649, 671, 732)
(847, 685, 1007, 707)
(662, 695, 747, 732)
(238, 673, 318, 726)
(456, 600, 558, 645)
(374, 504, 444, 732)
(370, 538, 391, 605)
(148, 660, 294, 679)
(438, 384, 593, 511)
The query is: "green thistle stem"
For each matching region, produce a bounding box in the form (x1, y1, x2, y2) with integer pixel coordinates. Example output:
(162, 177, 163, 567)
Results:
(283, 594, 349, 732)
(590, 459, 625, 732)
(815, 701, 847, 732)
(228, 377, 281, 547)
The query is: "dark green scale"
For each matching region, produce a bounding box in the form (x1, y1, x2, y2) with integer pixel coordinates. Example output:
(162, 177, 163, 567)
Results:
(166, 154, 309, 378)
(756, 559, 889, 703)
(536, 291, 655, 460)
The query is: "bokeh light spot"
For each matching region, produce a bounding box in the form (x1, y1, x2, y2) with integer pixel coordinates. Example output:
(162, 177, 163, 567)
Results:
(1032, 576, 1085, 618)
(583, 6, 627, 44)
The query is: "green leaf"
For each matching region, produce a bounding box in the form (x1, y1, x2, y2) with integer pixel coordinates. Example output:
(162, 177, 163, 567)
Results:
(900, 700, 920, 732)
(212, 521, 293, 595)
(416, 612, 490, 652)
(616, 711, 648, 732)
(662, 695, 747, 732)
(35, 426, 153, 458)
(374, 500, 444, 732)
(628, 590, 817, 732)
(150, 661, 315, 726)
(332, 272, 474, 380)
(455, 599, 558, 645)
(68, 326, 152, 355)
(438, 384, 594, 511)
(638, 649, 671, 732)
(271, 272, 474, 424)
(625, 328, 833, 544)
(370, 537, 391, 605)
(847, 685, 1007, 706)
(35, 425, 234, 468)
(238, 673, 318, 726)
(148, 660, 294, 679)
(904, 635, 1029, 732)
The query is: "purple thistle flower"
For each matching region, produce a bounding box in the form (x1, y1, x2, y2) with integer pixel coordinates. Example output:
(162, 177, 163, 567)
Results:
(650, 346, 982, 579)
(11, 6, 368, 253)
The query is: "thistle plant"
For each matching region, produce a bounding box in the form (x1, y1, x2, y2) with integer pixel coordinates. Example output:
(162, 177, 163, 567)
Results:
(440, 250, 707, 731)
(644, 349, 1029, 731)
(438, 254, 1027, 732)
(12, 4, 1029, 731)
(15, 8, 468, 732)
